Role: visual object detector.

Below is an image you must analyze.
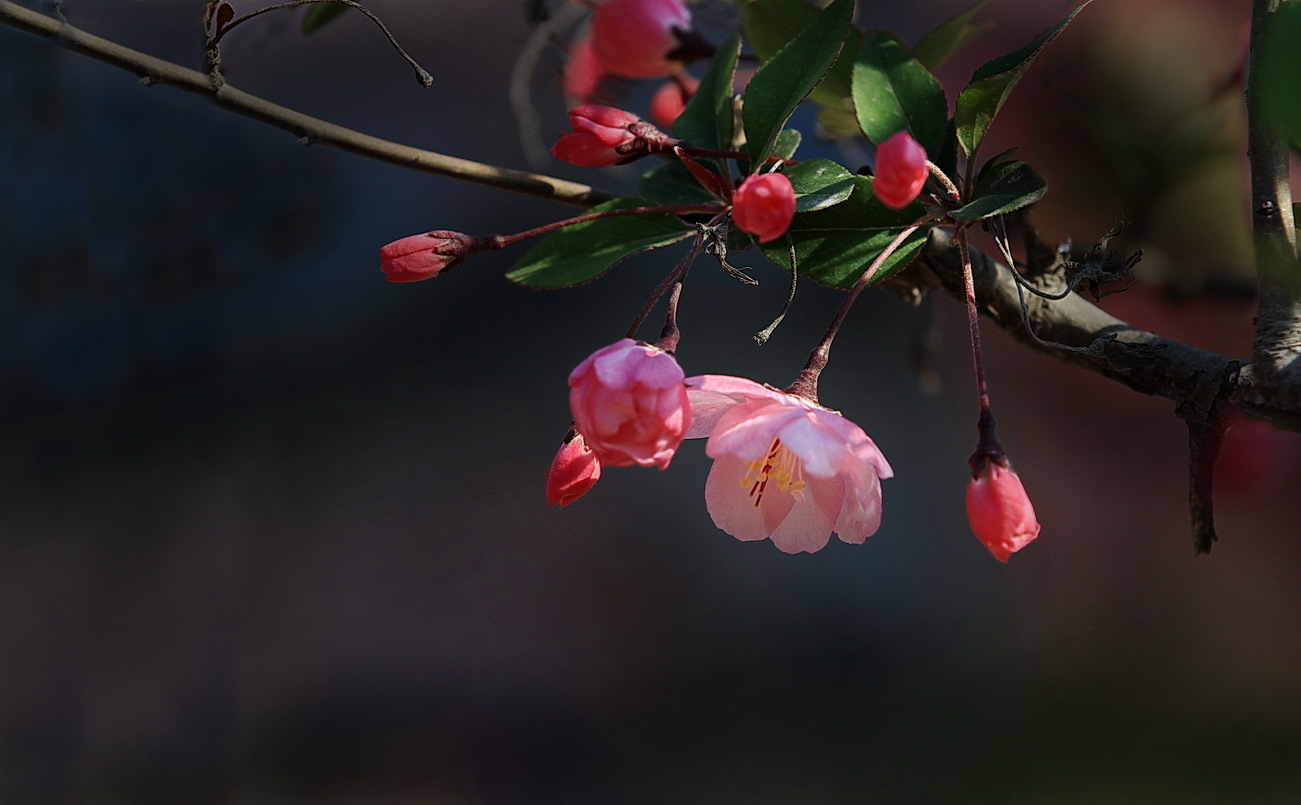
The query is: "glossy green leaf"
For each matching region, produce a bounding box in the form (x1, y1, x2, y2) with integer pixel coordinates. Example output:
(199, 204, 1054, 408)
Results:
(784, 159, 855, 212)
(743, 0, 863, 122)
(851, 32, 948, 153)
(949, 159, 1046, 221)
(1257, 3, 1301, 160)
(912, 0, 992, 72)
(507, 199, 694, 287)
(742, 0, 854, 166)
(674, 33, 741, 150)
(955, 0, 1092, 158)
(761, 176, 930, 289)
(772, 129, 803, 160)
(301, 4, 349, 34)
(640, 162, 722, 206)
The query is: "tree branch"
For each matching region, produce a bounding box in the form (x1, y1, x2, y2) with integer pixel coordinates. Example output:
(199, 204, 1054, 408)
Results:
(1247, 0, 1301, 411)
(0, 0, 612, 208)
(912, 230, 1300, 433)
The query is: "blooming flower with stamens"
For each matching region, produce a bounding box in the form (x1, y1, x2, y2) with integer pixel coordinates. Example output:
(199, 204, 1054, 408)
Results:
(685, 375, 893, 553)
(569, 338, 690, 469)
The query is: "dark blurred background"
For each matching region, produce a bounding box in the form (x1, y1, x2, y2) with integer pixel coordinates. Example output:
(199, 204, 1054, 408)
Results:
(2, 0, 1300, 802)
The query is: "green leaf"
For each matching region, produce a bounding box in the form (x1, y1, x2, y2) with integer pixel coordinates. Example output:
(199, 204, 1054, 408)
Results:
(742, 0, 854, 166)
(743, 0, 863, 120)
(954, 0, 1092, 158)
(851, 31, 948, 153)
(640, 162, 721, 206)
(784, 159, 855, 212)
(507, 199, 693, 288)
(912, 0, 992, 73)
(674, 33, 741, 150)
(760, 175, 930, 288)
(301, 4, 349, 34)
(1257, 3, 1301, 160)
(949, 159, 1046, 221)
(772, 129, 803, 160)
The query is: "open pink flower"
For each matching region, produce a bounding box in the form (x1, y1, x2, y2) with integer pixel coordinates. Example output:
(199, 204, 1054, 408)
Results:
(966, 459, 1040, 562)
(685, 376, 893, 553)
(546, 428, 602, 506)
(591, 0, 693, 79)
(569, 338, 690, 469)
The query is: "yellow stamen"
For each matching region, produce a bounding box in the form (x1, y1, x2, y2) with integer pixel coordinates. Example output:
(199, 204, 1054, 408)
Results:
(739, 438, 806, 507)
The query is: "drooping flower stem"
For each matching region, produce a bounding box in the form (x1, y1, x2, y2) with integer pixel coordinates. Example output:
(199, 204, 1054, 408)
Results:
(785, 214, 935, 402)
(625, 218, 720, 350)
(957, 224, 1004, 468)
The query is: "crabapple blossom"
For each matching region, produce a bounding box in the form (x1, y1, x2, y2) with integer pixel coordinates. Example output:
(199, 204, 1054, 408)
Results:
(549, 105, 674, 168)
(378, 230, 489, 283)
(591, 0, 692, 79)
(546, 429, 603, 506)
(569, 338, 690, 469)
(966, 459, 1040, 562)
(731, 173, 796, 243)
(685, 375, 893, 554)
(873, 130, 929, 210)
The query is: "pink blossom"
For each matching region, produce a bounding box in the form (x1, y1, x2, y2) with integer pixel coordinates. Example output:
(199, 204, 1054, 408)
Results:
(873, 130, 928, 210)
(731, 173, 796, 243)
(378, 230, 488, 283)
(685, 375, 893, 553)
(591, 0, 692, 79)
(546, 429, 603, 506)
(569, 338, 690, 469)
(564, 35, 605, 103)
(966, 460, 1040, 562)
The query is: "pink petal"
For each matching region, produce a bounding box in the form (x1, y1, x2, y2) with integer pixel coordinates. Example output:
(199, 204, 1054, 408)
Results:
(776, 412, 849, 478)
(767, 474, 841, 554)
(704, 455, 772, 542)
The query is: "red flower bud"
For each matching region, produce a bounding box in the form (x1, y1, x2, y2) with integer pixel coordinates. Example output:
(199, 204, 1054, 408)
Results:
(378, 231, 489, 283)
(649, 75, 698, 129)
(546, 429, 603, 506)
(966, 458, 1041, 562)
(591, 0, 693, 79)
(550, 105, 675, 168)
(731, 173, 796, 243)
(873, 130, 929, 210)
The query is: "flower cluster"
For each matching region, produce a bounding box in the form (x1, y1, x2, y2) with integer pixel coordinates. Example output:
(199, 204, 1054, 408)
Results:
(550, 341, 894, 554)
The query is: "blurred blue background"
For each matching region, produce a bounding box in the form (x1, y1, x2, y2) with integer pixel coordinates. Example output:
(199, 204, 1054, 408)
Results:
(2, 0, 1300, 802)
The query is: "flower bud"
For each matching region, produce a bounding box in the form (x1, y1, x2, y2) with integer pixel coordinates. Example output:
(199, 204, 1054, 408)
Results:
(731, 173, 796, 243)
(649, 75, 698, 129)
(966, 458, 1041, 562)
(378, 231, 491, 283)
(546, 429, 603, 506)
(591, 0, 693, 79)
(873, 130, 929, 210)
(569, 338, 690, 469)
(550, 105, 674, 168)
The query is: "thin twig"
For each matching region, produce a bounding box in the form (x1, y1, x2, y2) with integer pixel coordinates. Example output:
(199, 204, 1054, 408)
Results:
(0, 0, 612, 208)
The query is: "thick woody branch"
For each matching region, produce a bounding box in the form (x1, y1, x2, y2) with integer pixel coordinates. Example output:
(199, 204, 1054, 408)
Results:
(1247, 0, 1301, 411)
(912, 230, 1301, 434)
(0, 0, 611, 208)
